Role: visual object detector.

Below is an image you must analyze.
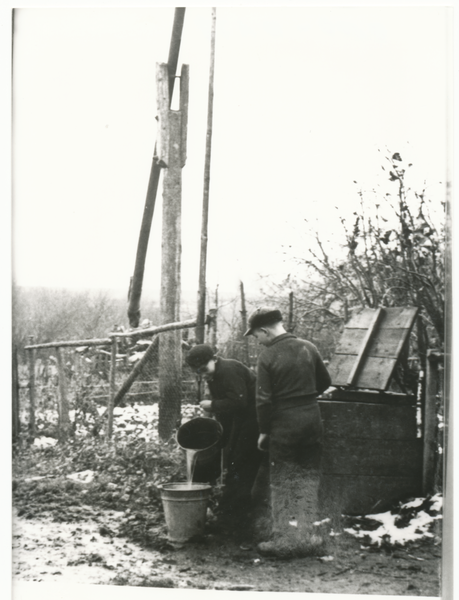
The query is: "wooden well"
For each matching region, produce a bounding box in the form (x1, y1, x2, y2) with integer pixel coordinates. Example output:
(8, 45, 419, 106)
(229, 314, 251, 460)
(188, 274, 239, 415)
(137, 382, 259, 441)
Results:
(318, 307, 423, 516)
(319, 390, 422, 516)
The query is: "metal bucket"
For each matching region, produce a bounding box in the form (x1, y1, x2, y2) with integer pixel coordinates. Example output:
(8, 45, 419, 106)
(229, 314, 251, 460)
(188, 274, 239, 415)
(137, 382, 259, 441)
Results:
(159, 482, 212, 543)
(176, 417, 223, 483)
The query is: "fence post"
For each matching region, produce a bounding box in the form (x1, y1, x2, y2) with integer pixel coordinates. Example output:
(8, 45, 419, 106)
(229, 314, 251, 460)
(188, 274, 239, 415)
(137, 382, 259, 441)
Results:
(56, 347, 71, 443)
(422, 350, 441, 495)
(212, 285, 219, 349)
(287, 291, 294, 333)
(27, 336, 36, 442)
(107, 337, 118, 439)
(240, 281, 249, 365)
(208, 308, 218, 349)
(12, 344, 20, 442)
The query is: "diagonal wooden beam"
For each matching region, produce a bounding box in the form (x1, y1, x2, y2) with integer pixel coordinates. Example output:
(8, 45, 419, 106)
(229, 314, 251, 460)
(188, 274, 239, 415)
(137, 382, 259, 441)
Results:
(347, 307, 384, 386)
(128, 8, 186, 328)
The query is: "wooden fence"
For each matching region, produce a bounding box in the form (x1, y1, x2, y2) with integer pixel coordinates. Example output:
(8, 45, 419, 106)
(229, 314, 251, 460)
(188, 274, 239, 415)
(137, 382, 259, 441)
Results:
(18, 317, 203, 443)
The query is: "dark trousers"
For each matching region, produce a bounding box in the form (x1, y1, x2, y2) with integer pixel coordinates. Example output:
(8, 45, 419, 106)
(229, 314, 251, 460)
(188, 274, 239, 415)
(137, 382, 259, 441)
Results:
(219, 417, 262, 521)
(252, 400, 323, 542)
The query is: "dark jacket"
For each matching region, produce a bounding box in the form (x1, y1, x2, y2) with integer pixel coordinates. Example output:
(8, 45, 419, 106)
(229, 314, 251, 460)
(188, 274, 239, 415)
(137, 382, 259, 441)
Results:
(206, 357, 257, 444)
(256, 333, 331, 433)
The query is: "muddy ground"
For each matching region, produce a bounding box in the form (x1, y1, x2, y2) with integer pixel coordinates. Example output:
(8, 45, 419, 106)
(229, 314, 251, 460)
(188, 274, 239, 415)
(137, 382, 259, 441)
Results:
(12, 478, 442, 597)
(11, 401, 443, 598)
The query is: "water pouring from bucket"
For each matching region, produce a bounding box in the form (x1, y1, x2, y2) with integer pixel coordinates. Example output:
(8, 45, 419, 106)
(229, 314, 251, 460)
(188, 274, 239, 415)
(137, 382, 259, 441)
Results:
(186, 450, 198, 486)
(159, 417, 224, 543)
(176, 417, 224, 484)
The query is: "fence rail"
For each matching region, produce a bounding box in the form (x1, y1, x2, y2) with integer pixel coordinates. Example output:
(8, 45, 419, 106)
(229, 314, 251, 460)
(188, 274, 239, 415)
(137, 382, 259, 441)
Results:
(19, 316, 209, 443)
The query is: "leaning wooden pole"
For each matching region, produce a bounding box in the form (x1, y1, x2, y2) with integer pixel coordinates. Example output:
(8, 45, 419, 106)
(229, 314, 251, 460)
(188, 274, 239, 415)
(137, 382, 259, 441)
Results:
(196, 7, 217, 344)
(128, 8, 186, 328)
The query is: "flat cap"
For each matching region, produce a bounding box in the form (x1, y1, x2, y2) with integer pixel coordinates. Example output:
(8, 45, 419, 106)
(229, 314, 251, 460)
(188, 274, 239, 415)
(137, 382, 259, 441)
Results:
(243, 307, 283, 336)
(185, 344, 215, 368)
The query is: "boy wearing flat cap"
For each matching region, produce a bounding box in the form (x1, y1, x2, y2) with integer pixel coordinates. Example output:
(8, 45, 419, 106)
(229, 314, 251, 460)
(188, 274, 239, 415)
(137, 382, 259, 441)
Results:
(185, 344, 262, 532)
(244, 306, 331, 558)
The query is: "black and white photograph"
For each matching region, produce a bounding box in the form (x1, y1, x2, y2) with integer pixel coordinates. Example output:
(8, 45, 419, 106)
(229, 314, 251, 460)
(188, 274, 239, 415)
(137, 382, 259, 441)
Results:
(9, 4, 452, 599)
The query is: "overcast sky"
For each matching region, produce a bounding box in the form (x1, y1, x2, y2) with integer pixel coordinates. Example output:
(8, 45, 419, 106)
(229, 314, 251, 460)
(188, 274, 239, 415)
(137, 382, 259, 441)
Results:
(11, 5, 451, 303)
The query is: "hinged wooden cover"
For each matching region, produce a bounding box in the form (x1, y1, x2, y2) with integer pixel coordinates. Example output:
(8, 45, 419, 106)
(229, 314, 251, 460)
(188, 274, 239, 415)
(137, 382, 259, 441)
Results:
(328, 307, 419, 391)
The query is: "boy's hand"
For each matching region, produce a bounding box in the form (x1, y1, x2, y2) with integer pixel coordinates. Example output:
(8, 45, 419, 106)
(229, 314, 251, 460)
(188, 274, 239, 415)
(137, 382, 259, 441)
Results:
(258, 433, 269, 452)
(200, 400, 213, 412)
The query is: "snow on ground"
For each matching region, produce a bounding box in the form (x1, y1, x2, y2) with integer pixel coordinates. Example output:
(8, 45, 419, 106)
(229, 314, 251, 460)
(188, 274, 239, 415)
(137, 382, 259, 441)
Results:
(32, 402, 443, 550)
(344, 494, 442, 546)
(33, 437, 58, 449)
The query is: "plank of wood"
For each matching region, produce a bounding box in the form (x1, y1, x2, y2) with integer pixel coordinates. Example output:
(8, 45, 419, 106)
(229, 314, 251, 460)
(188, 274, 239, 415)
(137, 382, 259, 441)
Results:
(380, 306, 419, 328)
(334, 328, 368, 355)
(347, 308, 384, 385)
(326, 389, 415, 405)
(328, 354, 357, 386)
(179, 63, 189, 168)
(156, 62, 170, 167)
(356, 356, 398, 390)
(321, 438, 422, 477)
(345, 308, 382, 329)
(328, 307, 419, 391)
(366, 327, 411, 358)
(319, 400, 418, 440)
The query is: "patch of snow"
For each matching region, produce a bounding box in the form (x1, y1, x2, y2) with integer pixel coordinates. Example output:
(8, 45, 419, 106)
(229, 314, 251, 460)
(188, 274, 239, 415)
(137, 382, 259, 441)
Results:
(33, 437, 57, 449)
(128, 352, 145, 362)
(403, 498, 424, 509)
(313, 518, 331, 526)
(344, 496, 442, 546)
(67, 470, 95, 484)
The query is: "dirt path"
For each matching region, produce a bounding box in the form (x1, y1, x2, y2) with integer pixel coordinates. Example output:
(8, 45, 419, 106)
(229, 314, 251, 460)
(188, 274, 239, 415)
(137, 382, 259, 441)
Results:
(12, 506, 441, 596)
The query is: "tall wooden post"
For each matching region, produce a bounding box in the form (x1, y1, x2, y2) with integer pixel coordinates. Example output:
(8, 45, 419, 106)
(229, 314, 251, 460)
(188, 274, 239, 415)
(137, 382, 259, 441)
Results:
(12, 345, 20, 442)
(27, 336, 36, 442)
(157, 62, 189, 440)
(422, 350, 441, 495)
(196, 8, 217, 344)
(56, 347, 71, 443)
(240, 281, 249, 365)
